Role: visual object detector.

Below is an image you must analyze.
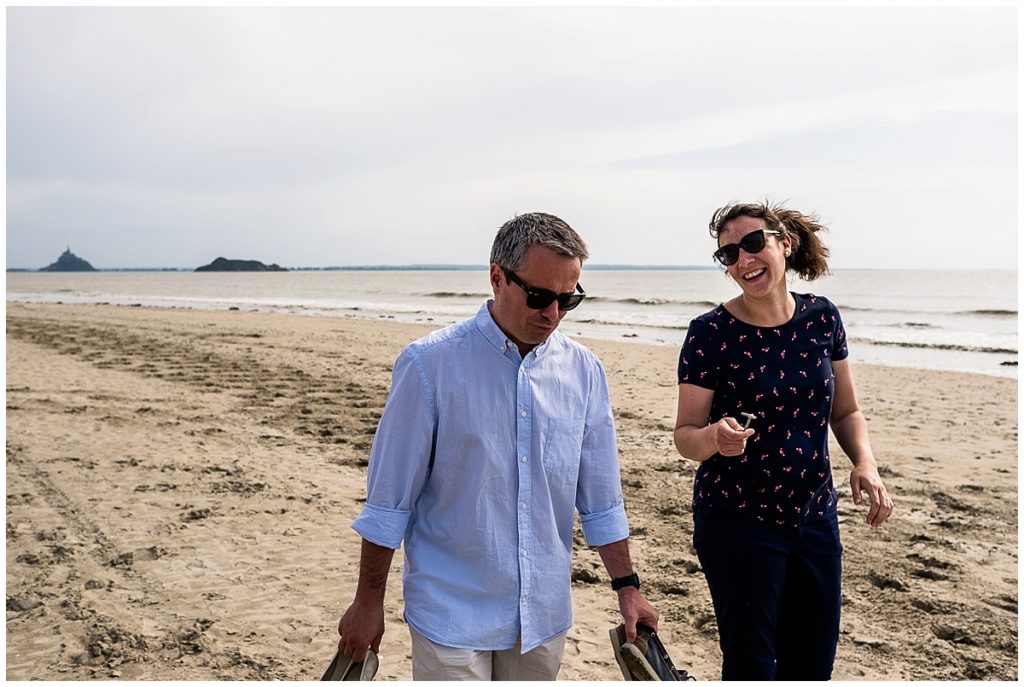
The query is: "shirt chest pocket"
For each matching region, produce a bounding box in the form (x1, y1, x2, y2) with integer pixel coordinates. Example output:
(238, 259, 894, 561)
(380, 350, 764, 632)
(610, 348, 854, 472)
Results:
(543, 417, 584, 483)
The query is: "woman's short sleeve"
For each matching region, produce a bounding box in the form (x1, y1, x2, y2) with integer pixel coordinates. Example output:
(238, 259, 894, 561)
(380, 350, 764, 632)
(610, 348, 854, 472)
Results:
(831, 302, 849, 361)
(678, 317, 720, 389)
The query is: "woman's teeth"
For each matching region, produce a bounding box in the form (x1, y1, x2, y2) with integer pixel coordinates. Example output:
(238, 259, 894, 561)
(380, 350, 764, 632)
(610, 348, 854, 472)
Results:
(743, 268, 766, 281)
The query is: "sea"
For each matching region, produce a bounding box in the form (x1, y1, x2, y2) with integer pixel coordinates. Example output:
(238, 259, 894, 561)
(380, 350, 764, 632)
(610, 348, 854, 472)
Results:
(5, 268, 1018, 379)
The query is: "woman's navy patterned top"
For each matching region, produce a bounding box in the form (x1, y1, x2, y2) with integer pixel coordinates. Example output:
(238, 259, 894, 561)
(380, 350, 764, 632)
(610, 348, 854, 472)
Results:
(677, 293, 848, 528)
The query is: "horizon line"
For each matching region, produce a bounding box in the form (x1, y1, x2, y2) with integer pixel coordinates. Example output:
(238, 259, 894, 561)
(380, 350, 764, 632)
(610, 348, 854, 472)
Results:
(5, 264, 1018, 273)
(7, 263, 713, 272)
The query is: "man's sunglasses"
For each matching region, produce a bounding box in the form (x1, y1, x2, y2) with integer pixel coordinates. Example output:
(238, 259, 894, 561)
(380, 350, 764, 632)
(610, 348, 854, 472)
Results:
(503, 268, 586, 311)
(713, 229, 784, 267)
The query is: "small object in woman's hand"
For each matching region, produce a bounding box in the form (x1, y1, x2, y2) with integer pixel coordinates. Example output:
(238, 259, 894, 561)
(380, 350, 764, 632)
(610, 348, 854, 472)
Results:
(741, 412, 757, 429)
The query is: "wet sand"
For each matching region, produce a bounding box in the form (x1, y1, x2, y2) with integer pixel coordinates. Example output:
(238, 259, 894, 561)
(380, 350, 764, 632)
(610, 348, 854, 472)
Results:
(5, 302, 1018, 680)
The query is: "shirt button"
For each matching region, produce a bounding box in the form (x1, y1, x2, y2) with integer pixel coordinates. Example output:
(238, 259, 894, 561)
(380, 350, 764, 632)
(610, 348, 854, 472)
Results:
(521, 549, 529, 557)
(520, 501, 528, 509)
(521, 410, 528, 417)
(520, 456, 528, 463)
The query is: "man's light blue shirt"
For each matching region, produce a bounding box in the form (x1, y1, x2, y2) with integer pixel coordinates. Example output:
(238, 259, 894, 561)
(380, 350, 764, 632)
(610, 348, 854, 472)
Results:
(352, 301, 629, 653)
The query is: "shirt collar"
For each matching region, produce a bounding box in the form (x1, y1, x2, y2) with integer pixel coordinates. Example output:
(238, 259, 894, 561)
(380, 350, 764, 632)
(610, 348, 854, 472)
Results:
(474, 300, 555, 359)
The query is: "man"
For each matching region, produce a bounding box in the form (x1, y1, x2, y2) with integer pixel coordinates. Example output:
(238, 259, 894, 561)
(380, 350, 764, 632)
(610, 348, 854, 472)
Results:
(336, 212, 658, 680)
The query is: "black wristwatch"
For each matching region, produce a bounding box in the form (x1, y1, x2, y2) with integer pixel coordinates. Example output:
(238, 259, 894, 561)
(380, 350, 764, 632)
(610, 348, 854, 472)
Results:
(611, 572, 641, 591)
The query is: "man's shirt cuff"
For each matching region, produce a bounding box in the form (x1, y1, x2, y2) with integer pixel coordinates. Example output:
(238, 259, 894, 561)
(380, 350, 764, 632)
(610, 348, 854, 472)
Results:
(579, 501, 629, 547)
(352, 503, 410, 550)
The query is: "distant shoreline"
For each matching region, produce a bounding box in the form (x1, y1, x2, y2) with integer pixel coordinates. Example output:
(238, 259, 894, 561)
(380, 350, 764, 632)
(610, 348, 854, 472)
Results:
(6, 264, 716, 273)
(6, 265, 1018, 273)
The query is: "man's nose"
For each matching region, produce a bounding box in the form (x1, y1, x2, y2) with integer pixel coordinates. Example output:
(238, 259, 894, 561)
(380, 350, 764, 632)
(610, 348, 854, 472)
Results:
(540, 300, 561, 319)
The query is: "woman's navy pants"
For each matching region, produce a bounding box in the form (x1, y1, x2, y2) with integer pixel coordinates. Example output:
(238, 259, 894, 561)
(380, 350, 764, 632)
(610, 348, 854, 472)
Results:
(694, 511, 843, 681)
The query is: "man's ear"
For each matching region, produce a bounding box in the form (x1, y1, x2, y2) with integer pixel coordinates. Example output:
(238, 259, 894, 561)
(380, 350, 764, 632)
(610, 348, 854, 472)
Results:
(489, 263, 503, 293)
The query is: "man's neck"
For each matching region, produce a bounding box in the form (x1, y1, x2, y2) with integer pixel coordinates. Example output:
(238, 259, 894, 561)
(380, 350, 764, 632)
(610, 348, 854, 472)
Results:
(487, 301, 536, 357)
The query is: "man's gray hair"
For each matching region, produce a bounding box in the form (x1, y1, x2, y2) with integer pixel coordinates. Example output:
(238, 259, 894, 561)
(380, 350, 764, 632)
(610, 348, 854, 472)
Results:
(489, 212, 589, 272)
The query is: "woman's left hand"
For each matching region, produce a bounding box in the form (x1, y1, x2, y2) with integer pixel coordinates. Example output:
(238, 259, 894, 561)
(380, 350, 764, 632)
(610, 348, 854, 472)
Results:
(850, 464, 894, 527)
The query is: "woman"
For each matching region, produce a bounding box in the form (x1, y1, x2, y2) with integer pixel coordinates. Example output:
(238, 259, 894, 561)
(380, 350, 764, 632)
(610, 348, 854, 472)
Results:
(674, 201, 893, 680)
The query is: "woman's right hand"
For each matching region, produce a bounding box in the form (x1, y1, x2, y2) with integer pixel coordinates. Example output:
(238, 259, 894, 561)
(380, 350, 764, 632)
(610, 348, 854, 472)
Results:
(713, 417, 755, 456)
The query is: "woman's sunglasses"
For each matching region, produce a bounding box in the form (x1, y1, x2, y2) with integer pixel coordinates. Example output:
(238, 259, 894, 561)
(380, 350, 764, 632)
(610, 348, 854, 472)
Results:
(713, 229, 784, 267)
(503, 268, 586, 311)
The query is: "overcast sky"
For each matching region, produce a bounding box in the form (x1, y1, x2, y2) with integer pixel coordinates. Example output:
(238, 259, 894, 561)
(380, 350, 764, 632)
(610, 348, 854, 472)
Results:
(6, 5, 1018, 269)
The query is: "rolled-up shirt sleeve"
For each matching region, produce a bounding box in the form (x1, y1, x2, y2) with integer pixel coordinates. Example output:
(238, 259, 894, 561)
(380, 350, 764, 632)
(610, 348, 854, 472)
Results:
(575, 358, 629, 547)
(352, 347, 436, 549)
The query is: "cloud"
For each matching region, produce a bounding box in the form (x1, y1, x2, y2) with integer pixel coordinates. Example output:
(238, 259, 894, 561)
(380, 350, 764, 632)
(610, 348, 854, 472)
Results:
(613, 110, 1017, 170)
(5, 5, 1017, 269)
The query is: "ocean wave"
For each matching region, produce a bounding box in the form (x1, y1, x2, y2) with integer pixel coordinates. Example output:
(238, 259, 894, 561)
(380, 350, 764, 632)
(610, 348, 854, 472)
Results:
(423, 291, 489, 299)
(849, 336, 1016, 355)
(839, 304, 1017, 318)
(574, 317, 688, 331)
(423, 291, 718, 309)
(956, 309, 1018, 317)
(585, 296, 719, 308)
(880, 321, 940, 330)
(585, 296, 668, 306)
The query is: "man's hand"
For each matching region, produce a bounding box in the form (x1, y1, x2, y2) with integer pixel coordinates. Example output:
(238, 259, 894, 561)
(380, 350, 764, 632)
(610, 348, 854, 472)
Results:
(336, 596, 385, 662)
(595, 540, 659, 642)
(617, 587, 660, 642)
(336, 539, 395, 662)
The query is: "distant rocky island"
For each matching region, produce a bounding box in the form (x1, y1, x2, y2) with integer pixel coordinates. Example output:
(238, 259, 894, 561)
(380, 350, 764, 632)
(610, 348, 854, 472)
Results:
(195, 257, 287, 272)
(40, 248, 97, 272)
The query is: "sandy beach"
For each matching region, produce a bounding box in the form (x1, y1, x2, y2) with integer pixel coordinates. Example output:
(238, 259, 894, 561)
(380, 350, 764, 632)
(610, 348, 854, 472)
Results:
(5, 301, 1018, 680)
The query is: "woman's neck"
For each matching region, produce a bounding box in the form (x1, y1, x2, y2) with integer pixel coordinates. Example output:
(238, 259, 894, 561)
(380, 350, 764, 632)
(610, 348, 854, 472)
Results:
(727, 289, 796, 327)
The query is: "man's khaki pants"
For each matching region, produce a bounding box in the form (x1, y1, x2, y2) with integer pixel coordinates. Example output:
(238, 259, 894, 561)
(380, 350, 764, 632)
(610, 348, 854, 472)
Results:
(410, 626, 566, 681)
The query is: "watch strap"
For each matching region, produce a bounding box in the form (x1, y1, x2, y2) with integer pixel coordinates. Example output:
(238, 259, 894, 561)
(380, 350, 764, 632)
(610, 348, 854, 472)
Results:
(610, 572, 641, 591)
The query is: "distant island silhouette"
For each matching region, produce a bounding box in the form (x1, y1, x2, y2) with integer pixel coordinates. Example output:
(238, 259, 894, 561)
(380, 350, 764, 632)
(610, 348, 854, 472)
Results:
(39, 248, 97, 272)
(195, 257, 287, 272)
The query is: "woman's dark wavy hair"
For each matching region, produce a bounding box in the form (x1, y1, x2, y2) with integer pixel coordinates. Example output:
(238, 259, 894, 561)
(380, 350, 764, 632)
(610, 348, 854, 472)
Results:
(708, 200, 831, 281)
